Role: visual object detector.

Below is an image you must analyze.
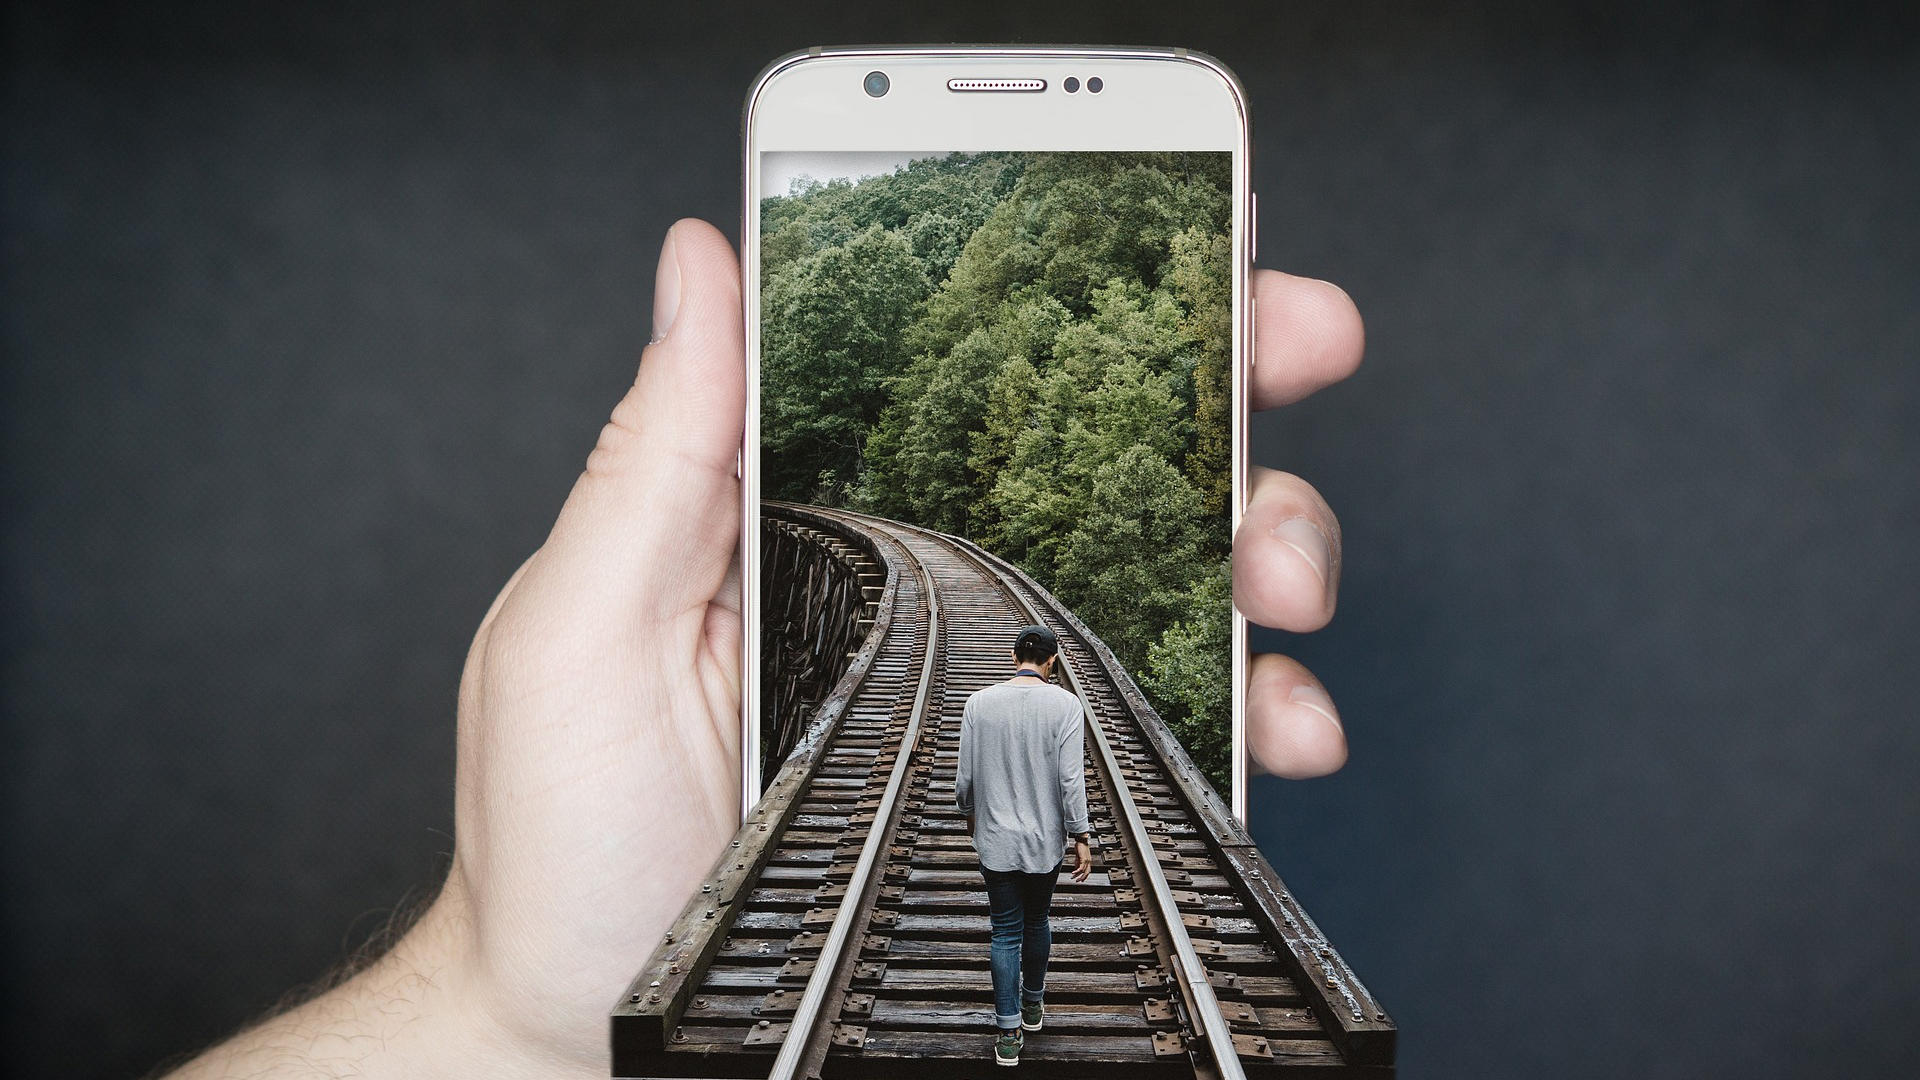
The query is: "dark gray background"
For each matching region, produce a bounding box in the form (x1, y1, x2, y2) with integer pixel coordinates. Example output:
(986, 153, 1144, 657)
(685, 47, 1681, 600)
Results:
(6, 2, 1917, 1076)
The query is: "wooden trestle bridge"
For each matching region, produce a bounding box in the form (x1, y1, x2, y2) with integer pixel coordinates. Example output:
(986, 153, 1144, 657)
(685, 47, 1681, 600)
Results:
(612, 503, 1393, 1079)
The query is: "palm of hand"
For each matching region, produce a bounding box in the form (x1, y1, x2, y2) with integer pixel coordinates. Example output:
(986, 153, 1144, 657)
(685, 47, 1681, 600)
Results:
(442, 540, 741, 1061)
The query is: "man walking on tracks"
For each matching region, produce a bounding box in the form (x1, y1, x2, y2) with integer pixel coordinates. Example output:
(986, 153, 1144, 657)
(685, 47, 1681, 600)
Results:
(955, 623, 1095, 1067)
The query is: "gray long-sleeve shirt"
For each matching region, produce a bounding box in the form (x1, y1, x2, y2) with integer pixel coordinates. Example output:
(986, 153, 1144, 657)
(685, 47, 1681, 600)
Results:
(954, 681, 1091, 874)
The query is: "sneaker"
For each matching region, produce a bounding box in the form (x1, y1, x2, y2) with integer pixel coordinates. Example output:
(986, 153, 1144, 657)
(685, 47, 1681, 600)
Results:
(995, 1027, 1023, 1066)
(1021, 998, 1044, 1031)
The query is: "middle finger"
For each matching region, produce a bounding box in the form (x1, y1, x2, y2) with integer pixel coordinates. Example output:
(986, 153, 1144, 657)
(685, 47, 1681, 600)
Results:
(1233, 465, 1342, 632)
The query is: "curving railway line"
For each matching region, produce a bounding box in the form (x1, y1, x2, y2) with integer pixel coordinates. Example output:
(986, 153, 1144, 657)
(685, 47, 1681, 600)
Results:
(613, 504, 1393, 1079)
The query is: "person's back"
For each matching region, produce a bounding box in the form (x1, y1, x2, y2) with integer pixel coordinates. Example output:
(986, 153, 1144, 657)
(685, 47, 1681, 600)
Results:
(957, 681, 1087, 873)
(954, 625, 1092, 1066)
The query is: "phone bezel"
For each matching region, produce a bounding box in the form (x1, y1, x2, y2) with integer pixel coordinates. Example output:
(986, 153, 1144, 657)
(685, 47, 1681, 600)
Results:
(740, 45, 1252, 824)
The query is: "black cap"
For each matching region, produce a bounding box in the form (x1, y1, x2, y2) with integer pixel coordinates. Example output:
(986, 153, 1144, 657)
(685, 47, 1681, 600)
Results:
(1014, 624, 1058, 659)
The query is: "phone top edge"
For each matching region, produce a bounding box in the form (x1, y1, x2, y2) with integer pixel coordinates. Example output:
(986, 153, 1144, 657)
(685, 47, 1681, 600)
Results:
(745, 45, 1250, 141)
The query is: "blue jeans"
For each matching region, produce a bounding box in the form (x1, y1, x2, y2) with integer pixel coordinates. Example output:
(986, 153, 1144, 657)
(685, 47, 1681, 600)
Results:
(981, 861, 1061, 1030)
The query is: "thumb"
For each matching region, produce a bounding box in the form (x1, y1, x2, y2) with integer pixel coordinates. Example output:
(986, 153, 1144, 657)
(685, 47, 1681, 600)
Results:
(534, 219, 745, 623)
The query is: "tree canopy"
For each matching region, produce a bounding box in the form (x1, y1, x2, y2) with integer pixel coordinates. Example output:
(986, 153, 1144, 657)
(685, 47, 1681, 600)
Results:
(761, 151, 1235, 791)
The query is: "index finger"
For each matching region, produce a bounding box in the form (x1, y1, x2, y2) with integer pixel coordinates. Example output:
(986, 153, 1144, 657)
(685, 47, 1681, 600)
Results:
(1251, 269, 1365, 411)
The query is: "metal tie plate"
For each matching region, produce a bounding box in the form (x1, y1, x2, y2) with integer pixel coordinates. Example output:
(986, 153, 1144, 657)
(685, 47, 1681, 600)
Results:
(830, 1023, 870, 1049)
(743, 1020, 790, 1047)
(1231, 1033, 1275, 1060)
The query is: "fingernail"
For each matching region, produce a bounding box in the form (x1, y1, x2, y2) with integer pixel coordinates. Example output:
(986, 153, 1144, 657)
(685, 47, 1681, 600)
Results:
(1272, 515, 1330, 587)
(1288, 683, 1343, 733)
(650, 224, 682, 344)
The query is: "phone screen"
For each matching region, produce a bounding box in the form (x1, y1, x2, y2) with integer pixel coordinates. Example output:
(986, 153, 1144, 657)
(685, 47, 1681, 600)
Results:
(755, 150, 1234, 798)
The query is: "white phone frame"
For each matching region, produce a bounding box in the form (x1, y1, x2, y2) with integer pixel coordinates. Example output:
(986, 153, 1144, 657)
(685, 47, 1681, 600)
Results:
(740, 45, 1253, 824)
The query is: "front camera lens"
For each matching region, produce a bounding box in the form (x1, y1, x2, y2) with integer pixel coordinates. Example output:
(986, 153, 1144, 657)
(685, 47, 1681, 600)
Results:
(1087, 76, 1103, 93)
(863, 71, 890, 98)
(1064, 76, 1080, 93)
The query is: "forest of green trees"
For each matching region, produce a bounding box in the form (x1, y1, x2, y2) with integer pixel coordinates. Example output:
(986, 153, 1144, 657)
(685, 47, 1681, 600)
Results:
(760, 151, 1234, 791)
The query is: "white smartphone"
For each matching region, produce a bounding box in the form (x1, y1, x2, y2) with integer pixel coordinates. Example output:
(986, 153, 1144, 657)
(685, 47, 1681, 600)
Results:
(740, 46, 1252, 824)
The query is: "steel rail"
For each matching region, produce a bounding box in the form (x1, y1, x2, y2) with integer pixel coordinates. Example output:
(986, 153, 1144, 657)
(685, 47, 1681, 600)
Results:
(765, 540, 942, 1080)
(914, 520, 1250, 1080)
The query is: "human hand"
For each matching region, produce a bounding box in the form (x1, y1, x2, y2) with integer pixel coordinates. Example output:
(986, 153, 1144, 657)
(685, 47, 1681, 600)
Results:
(423, 219, 750, 1071)
(1072, 839, 1094, 882)
(163, 218, 1360, 1078)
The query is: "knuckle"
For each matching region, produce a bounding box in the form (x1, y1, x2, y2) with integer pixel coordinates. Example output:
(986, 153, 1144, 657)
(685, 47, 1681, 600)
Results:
(585, 394, 647, 480)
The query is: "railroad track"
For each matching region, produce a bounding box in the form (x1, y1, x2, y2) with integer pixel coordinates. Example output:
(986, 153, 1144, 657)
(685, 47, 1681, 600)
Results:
(613, 504, 1393, 1079)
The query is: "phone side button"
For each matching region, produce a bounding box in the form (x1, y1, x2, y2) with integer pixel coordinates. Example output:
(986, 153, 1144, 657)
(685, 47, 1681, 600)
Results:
(1250, 190, 1258, 263)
